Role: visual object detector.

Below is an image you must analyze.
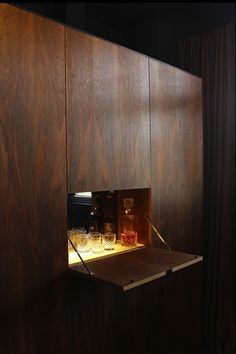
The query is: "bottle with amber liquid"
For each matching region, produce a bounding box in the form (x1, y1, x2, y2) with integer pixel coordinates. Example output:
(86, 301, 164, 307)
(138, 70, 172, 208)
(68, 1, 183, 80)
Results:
(121, 198, 138, 246)
(103, 191, 116, 233)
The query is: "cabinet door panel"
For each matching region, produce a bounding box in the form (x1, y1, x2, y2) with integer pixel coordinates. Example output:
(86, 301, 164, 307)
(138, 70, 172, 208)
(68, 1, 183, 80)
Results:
(0, 5, 67, 353)
(150, 59, 203, 254)
(66, 29, 150, 192)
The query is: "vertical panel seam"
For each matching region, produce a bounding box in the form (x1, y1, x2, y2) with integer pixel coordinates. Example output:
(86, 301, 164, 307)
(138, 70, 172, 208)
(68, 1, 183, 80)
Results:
(148, 58, 153, 245)
(65, 27, 68, 194)
(64, 26, 69, 267)
(148, 58, 152, 188)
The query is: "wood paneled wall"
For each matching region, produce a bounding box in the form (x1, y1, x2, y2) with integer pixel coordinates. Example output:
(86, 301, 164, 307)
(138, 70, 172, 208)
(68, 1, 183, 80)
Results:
(0, 4, 203, 354)
(0, 4, 68, 353)
(149, 59, 203, 254)
(66, 29, 150, 192)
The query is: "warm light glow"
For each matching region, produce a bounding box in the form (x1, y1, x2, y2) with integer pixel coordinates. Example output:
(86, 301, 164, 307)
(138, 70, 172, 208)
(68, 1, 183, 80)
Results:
(68, 241, 145, 265)
(75, 192, 92, 198)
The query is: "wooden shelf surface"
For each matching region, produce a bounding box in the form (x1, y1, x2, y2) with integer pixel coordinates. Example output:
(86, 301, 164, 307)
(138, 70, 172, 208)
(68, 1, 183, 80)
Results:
(69, 247, 203, 291)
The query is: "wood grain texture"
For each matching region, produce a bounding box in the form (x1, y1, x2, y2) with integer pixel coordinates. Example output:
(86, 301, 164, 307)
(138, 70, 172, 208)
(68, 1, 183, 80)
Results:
(70, 247, 202, 290)
(0, 5, 204, 354)
(68, 261, 203, 354)
(149, 59, 203, 254)
(66, 29, 150, 192)
(0, 4, 68, 353)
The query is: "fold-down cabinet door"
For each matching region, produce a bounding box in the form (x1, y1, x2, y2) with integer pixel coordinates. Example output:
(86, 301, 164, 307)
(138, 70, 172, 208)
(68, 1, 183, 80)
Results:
(69, 247, 203, 291)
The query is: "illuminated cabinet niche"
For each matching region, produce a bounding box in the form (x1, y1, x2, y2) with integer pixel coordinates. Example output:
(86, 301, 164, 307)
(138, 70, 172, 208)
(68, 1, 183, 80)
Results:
(68, 187, 203, 292)
(68, 188, 151, 265)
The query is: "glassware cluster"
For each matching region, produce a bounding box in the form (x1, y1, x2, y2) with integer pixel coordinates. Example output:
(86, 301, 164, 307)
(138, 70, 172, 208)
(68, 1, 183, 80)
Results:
(68, 229, 116, 254)
(68, 193, 139, 255)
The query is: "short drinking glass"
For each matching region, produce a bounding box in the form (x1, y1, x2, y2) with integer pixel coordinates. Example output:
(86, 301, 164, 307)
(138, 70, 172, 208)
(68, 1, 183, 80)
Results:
(90, 232, 104, 254)
(103, 232, 116, 250)
(75, 229, 91, 252)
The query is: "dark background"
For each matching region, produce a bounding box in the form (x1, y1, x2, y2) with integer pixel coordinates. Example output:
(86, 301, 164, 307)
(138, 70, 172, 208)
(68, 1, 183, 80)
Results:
(12, 2, 235, 69)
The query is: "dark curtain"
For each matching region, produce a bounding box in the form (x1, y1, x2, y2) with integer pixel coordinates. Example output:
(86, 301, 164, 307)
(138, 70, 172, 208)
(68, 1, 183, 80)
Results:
(178, 23, 235, 354)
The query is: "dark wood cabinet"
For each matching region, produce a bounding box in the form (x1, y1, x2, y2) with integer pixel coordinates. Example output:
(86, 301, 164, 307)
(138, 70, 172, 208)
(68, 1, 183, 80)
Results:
(149, 59, 203, 254)
(0, 4, 203, 354)
(0, 4, 68, 353)
(66, 29, 150, 192)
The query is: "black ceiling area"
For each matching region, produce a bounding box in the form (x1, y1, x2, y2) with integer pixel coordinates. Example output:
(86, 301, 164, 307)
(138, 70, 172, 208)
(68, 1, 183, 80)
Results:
(13, 2, 235, 67)
(84, 2, 235, 32)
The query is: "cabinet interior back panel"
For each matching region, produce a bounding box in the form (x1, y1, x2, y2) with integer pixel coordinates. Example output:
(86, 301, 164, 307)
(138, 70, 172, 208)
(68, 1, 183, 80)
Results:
(66, 29, 150, 192)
